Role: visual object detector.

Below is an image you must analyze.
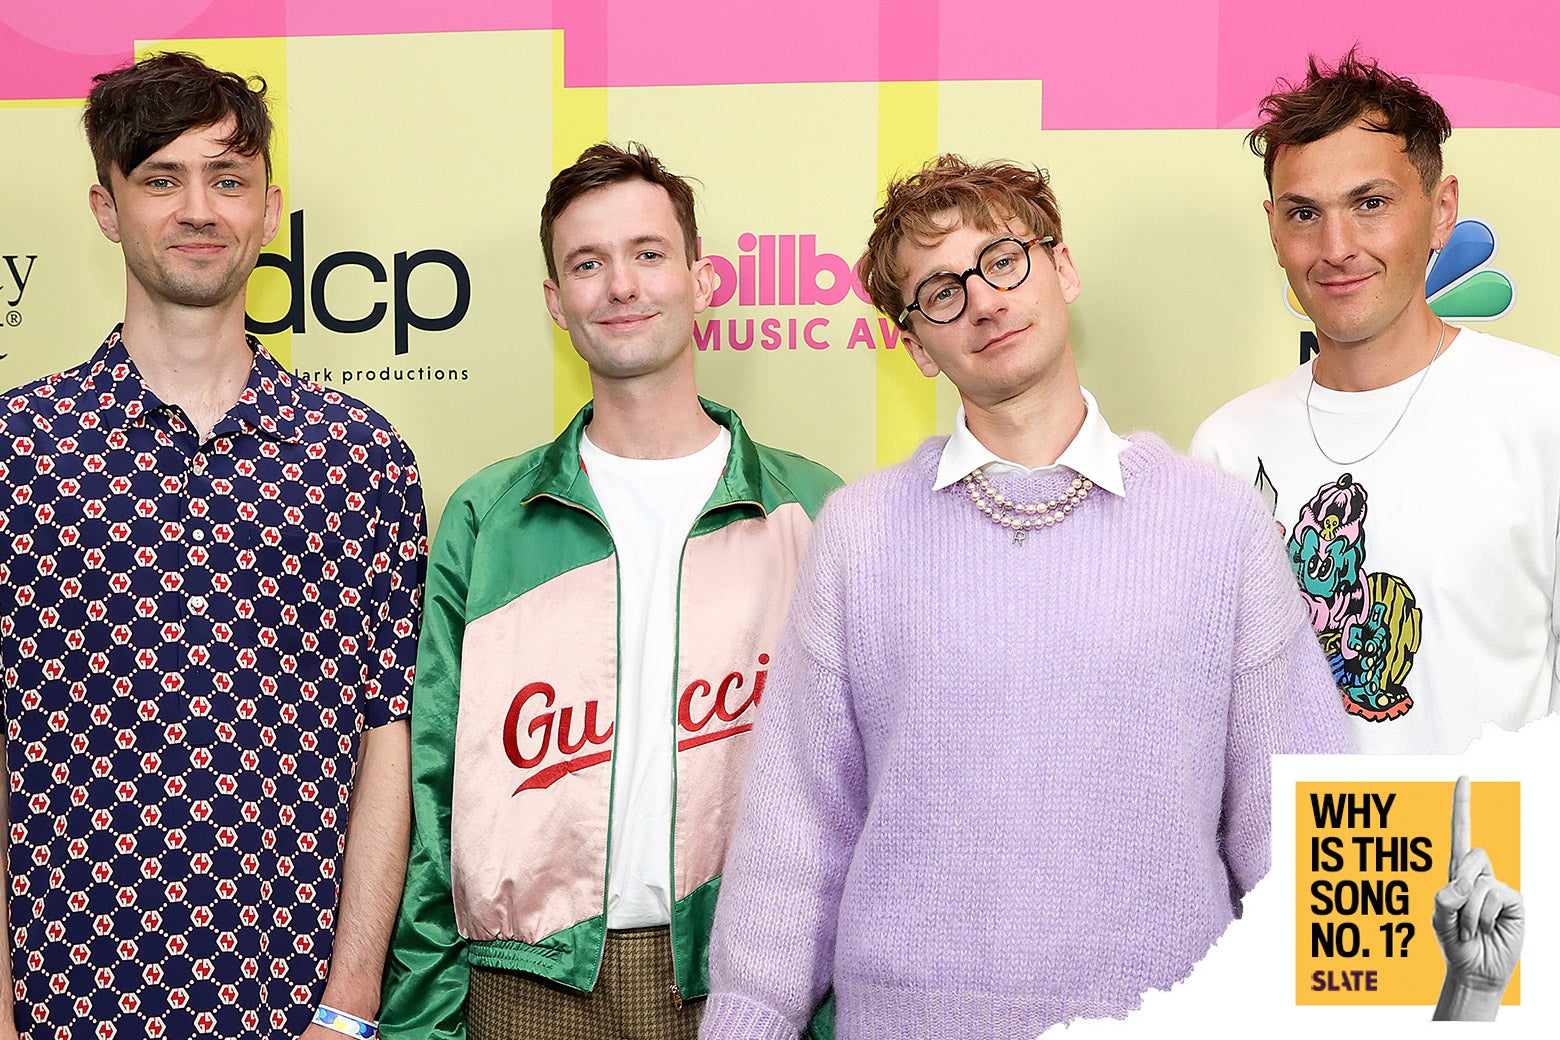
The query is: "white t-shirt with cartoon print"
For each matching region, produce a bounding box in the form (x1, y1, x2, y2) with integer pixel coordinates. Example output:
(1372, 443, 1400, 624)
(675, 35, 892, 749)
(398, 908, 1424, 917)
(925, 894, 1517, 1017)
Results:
(1192, 327, 1560, 754)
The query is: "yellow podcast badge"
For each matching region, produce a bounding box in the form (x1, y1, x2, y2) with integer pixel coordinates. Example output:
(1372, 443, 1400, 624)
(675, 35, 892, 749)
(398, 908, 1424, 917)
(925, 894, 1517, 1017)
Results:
(1295, 780, 1520, 1005)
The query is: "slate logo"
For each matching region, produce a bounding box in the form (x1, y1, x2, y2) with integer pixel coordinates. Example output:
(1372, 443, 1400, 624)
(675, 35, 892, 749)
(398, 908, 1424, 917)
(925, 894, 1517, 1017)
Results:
(1293, 218, 1514, 363)
(248, 210, 471, 355)
(1, 253, 37, 355)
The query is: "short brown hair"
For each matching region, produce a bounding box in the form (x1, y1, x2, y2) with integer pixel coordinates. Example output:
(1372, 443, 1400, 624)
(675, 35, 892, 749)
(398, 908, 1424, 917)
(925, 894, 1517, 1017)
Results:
(83, 51, 274, 189)
(540, 142, 699, 281)
(1247, 49, 1452, 193)
(861, 155, 1063, 326)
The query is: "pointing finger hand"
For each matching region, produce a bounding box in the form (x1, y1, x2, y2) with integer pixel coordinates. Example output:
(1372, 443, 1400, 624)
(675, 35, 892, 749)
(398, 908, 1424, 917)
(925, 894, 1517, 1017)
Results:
(1449, 775, 1471, 881)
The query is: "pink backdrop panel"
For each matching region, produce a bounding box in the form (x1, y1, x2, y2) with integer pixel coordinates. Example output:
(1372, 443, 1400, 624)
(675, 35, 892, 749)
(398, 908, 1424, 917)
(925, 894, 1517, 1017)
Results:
(0, 0, 284, 100)
(3, 1, 1559, 128)
(936, 0, 1222, 129)
(1216, 0, 1560, 127)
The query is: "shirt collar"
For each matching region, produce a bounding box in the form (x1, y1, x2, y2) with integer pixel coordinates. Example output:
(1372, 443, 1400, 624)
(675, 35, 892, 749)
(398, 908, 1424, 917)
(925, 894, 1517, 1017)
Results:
(80, 325, 305, 443)
(932, 387, 1130, 496)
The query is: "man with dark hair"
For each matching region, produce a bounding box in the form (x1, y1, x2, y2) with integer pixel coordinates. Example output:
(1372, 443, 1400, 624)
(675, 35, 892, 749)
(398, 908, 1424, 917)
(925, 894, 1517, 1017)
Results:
(382, 142, 839, 1040)
(1192, 51, 1560, 755)
(698, 154, 1350, 1040)
(0, 52, 425, 1039)
(82, 50, 276, 186)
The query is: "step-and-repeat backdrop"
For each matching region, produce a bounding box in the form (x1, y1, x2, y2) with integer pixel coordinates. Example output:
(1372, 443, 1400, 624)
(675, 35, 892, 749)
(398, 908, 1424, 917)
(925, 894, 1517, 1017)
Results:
(4, 2, 1559, 529)
(7, 7, 1560, 1036)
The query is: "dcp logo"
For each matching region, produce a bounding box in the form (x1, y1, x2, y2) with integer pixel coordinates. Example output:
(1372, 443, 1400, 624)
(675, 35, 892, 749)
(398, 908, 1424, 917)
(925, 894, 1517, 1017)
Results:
(247, 211, 471, 356)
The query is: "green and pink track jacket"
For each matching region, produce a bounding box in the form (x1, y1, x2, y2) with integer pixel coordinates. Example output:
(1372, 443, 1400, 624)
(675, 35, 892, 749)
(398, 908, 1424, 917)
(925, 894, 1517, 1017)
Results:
(381, 400, 840, 1039)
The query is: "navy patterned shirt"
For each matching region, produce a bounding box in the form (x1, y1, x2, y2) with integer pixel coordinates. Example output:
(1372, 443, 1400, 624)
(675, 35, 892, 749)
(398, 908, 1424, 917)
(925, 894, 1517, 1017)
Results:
(0, 327, 425, 1038)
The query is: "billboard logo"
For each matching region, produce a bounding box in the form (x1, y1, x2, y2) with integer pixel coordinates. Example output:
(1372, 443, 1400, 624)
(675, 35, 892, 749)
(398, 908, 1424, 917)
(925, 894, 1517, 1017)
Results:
(694, 233, 904, 351)
(1294, 219, 1514, 363)
(247, 211, 471, 356)
(701, 234, 872, 309)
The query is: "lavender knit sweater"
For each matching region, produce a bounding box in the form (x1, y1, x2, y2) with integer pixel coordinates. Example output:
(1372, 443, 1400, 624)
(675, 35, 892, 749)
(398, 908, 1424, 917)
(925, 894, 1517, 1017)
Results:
(701, 434, 1352, 1040)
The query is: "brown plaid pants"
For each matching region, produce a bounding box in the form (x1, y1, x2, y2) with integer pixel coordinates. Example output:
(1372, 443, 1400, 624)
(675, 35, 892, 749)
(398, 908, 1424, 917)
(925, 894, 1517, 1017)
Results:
(466, 926, 704, 1040)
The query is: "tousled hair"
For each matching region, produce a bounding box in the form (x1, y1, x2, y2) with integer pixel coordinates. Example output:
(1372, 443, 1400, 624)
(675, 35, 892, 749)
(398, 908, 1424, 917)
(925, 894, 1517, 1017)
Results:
(1247, 48, 1452, 193)
(540, 142, 699, 280)
(861, 155, 1063, 326)
(83, 51, 273, 189)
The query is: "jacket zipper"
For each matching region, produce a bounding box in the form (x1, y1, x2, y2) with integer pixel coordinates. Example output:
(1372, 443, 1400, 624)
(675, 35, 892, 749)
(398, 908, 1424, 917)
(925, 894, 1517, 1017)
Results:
(534, 491, 620, 991)
(665, 499, 763, 1007)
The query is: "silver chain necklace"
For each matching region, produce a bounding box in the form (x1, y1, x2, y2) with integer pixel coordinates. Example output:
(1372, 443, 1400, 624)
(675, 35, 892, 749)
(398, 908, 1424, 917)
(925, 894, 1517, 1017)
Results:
(1305, 322, 1447, 467)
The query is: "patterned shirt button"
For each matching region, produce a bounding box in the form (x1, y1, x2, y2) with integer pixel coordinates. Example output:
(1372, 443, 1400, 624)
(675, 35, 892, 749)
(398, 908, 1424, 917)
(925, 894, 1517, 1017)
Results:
(188, 596, 208, 614)
(193, 456, 207, 475)
(191, 530, 206, 543)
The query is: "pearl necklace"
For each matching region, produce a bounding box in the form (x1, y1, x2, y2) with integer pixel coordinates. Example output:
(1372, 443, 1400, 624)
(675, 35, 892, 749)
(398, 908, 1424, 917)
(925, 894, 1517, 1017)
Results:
(962, 467, 1093, 544)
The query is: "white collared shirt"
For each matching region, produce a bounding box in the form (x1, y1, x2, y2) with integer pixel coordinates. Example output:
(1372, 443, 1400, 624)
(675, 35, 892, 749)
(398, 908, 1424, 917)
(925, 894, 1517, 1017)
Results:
(932, 388, 1130, 495)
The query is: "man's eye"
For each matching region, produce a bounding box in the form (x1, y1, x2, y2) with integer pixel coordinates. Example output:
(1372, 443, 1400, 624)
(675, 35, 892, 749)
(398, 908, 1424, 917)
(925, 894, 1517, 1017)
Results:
(1360, 197, 1385, 212)
(146, 178, 175, 189)
(215, 178, 242, 190)
(638, 251, 664, 262)
(1291, 207, 1317, 223)
(573, 259, 601, 273)
(930, 284, 960, 304)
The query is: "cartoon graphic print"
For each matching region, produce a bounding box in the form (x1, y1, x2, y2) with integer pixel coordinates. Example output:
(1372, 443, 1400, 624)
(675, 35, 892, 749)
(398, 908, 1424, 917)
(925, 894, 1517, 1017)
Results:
(1258, 466, 1423, 721)
(1288, 475, 1370, 636)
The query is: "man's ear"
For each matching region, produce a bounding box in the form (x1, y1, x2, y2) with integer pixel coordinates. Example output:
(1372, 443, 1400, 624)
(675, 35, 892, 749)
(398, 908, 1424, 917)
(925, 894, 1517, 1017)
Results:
(1430, 174, 1460, 251)
(1051, 242, 1081, 304)
(543, 279, 569, 331)
(691, 256, 716, 315)
(89, 183, 121, 244)
(262, 184, 283, 247)
(900, 326, 942, 380)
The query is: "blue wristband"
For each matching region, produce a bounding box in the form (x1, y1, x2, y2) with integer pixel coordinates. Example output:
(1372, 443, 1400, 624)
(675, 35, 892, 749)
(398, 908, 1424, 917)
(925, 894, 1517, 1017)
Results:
(312, 1004, 379, 1039)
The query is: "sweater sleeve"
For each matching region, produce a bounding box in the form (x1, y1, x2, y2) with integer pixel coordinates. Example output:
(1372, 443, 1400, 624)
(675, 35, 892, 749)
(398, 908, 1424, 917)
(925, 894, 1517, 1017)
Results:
(378, 492, 478, 1040)
(1221, 510, 1354, 898)
(701, 509, 867, 1040)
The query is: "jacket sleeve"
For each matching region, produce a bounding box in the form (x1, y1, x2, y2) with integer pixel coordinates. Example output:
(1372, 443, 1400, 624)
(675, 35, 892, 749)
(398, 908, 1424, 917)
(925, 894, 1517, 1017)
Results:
(378, 492, 479, 1040)
(701, 507, 866, 1040)
(1221, 508, 1355, 897)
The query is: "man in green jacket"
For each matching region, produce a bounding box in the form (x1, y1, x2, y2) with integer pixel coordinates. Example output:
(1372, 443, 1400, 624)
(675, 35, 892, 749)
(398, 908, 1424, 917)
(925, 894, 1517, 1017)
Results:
(381, 143, 840, 1040)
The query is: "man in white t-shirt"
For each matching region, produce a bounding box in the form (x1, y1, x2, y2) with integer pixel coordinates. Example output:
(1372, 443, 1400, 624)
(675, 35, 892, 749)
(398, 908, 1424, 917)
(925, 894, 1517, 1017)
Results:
(382, 144, 840, 1040)
(1193, 50, 1560, 759)
(1193, 52, 1534, 1021)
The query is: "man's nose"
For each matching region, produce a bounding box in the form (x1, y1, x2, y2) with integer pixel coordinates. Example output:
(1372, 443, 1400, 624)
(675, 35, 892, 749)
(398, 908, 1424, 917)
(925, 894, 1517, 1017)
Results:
(176, 186, 218, 229)
(962, 273, 1009, 321)
(1319, 215, 1359, 266)
(608, 262, 639, 302)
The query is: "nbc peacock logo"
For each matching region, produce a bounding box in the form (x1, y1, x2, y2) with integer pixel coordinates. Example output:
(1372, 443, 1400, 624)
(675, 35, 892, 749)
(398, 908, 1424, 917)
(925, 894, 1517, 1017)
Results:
(1292, 218, 1514, 362)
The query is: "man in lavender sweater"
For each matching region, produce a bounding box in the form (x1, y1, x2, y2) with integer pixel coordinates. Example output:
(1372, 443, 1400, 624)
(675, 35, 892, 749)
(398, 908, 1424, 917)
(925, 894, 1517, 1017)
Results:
(699, 156, 1354, 1040)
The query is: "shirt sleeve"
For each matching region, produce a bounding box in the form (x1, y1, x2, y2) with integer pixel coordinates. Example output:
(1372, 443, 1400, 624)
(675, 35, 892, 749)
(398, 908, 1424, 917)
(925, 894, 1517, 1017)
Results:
(701, 508, 866, 1040)
(361, 429, 426, 729)
(1551, 512, 1560, 716)
(1186, 414, 1224, 467)
(379, 491, 477, 1040)
(1221, 507, 1355, 897)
